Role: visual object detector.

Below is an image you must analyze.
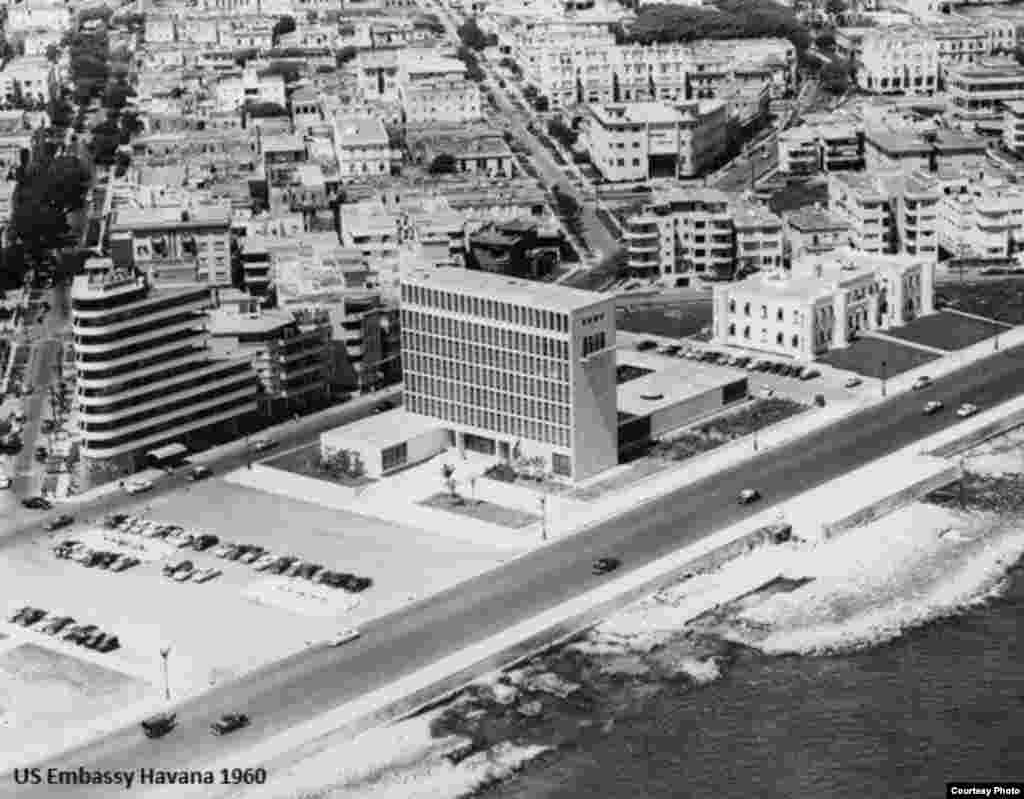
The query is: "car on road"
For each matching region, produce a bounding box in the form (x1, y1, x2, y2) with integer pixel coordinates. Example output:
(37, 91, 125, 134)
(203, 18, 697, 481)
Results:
(800, 369, 821, 381)
(21, 496, 52, 510)
(141, 712, 177, 739)
(188, 465, 212, 481)
(210, 713, 250, 736)
(592, 557, 621, 575)
(635, 340, 657, 351)
(44, 514, 75, 531)
(250, 438, 275, 453)
(192, 567, 222, 584)
(17, 608, 46, 627)
(328, 628, 361, 647)
(34, 446, 48, 462)
(41, 616, 74, 636)
(110, 555, 140, 572)
(956, 403, 979, 418)
(912, 376, 933, 391)
(844, 377, 863, 388)
(0, 475, 10, 490)
(125, 479, 153, 495)
(738, 488, 762, 505)
(64, 624, 98, 643)
(923, 400, 944, 415)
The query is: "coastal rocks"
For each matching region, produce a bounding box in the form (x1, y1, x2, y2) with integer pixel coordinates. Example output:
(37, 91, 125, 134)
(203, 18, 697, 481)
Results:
(521, 671, 580, 699)
(489, 682, 519, 706)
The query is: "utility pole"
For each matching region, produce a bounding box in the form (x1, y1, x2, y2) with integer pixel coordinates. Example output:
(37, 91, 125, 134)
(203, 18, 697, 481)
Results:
(160, 646, 172, 701)
(958, 457, 966, 510)
(539, 495, 548, 541)
(880, 359, 887, 398)
(753, 427, 759, 452)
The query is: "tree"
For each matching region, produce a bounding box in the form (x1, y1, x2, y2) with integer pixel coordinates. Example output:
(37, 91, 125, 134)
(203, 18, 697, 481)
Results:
(816, 31, 836, 52)
(819, 59, 852, 94)
(455, 46, 485, 82)
(441, 463, 459, 501)
(826, 0, 846, 18)
(533, 95, 550, 112)
(547, 118, 577, 148)
(11, 156, 89, 262)
(44, 44, 60, 63)
(271, 15, 296, 46)
(457, 17, 489, 50)
(428, 153, 457, 174)
(259, 61, 303, 84)
(336, 45, 358, 66)
(102, 81, 134, 111)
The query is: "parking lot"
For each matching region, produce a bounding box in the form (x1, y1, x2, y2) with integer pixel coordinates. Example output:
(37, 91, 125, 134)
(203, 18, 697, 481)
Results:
(817, 336, 940, 379)
(883, 310, 1008, 352)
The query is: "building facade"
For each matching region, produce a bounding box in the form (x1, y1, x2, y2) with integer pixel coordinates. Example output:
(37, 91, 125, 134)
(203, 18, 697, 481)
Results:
(400, 267, 618, 481)
(71, 268, 259, 469)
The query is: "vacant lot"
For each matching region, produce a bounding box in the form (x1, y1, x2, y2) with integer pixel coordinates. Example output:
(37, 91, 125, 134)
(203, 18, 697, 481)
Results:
(266, 443, 376, 489)
(616, 303, 713, 339)
(883, 311, 1007, 352)
(817, 336, 940, 378)
(937, 281, 1024, 326)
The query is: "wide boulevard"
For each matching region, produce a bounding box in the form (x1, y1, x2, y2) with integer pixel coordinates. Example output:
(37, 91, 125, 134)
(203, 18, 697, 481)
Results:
(5, 342, 1024, 796)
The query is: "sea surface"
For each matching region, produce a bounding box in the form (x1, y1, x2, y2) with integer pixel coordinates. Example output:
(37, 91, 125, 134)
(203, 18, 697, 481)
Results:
(481, 565, 1024, 799)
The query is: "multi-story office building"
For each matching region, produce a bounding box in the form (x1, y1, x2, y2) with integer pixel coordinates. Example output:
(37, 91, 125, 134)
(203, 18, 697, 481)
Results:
(945, 58, 1024, 120)
(71, 267, 259, 470)
(856, 27, 939, 95)
(208, 291, 333, 416)
(108, 204, 233, 286)
(401, 267, 618, 481)
(584, 100, 727, 182)
(712, 249, 936, 361)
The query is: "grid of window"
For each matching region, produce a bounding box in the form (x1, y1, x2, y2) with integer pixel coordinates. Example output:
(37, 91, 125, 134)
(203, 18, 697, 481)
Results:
(400, 303, 573, 449)
(401, 283, 571, 333)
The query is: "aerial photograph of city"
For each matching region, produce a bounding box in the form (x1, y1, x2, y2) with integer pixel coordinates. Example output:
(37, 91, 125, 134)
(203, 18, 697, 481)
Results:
(0, 0, 1023, 794)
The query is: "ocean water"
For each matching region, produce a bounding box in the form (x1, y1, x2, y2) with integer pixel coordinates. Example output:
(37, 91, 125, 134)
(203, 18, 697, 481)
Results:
(483, 566, 1024, 799)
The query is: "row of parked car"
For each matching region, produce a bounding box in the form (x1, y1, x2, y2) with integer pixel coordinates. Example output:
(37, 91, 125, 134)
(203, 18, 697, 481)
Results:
(7, 606, 120, 653)
(53, 540, 140, 572)
(163, 560, 222, 584)
(637, 340, 823, 382)
(104, 514, 222, 553)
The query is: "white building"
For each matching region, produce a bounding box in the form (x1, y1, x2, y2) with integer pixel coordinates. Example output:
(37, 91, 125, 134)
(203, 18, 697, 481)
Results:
(401, 266, 618, 481)
(399, 56, 482, 125)
(712, 249, 936, 361)
(856, 27, 939, 95)
(215, 67, 287, 112)
(936, 170, 1024, 259)
(71, 268, 259, 469)
(333, 116, 401, 181)
(584, 100, 727, 182)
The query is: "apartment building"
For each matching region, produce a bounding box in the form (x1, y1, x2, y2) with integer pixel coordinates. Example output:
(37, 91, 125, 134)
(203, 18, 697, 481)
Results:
(214, 67, 286, 111)
(784, 207, 852, 260)
(401, 267, 618, 482)
(936, 171, 1024, 258)
(108, 205, 233, 286)
(733, 201, 785, 272)
(777, 116, 864, 175)
(209, 291, 332, 416)
(927, 21, 991, 69)
(856, 27, 939, 95)
(828, 171, 940, 260)
(945, 58, 1024, 120)
(399, 56, 482, 125)
(584, 100, 727, 182)
(333, 116, 401, 181)
(712, 249, 936, 361)
(71, 268, 259, 470)
(0, 56, 56, 104)
(1004, 100, 1024, 153)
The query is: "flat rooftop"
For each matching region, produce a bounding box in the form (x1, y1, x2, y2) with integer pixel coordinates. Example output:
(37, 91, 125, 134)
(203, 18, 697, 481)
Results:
(321, 409, 443, 449)
(616, 350, 745, 417)
(404, 266, 610, 313)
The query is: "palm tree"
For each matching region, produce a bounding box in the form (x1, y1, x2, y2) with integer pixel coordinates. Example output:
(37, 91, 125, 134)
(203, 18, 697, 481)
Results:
(441, 463, 458, 501)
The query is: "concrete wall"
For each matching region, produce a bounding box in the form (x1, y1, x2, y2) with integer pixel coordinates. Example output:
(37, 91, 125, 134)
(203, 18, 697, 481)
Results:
(928, 408, 1024, 459)
(649, 385, 727, 439)
(820, 461, 962, 539)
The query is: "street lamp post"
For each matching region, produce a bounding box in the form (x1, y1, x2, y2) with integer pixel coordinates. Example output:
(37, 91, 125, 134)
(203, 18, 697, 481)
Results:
(159, 646, 171, 701)
(539, 495, 548, 541)
(881, 359, 888, 398)
(753, 428, 759, 452)
(995, 329, 1000, 351)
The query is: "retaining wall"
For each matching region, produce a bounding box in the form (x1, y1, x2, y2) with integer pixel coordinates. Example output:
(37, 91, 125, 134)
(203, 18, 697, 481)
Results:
(929, 407, 1024, 458)
(820, 462, 962, 540)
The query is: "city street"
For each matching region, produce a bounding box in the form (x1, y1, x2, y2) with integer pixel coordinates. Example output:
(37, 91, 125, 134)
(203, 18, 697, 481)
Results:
(7, 342, 1024, 797)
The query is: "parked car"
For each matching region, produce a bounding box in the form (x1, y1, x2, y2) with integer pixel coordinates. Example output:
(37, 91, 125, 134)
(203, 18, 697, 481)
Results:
(250, 438, 275, 453)
(7, 606, 31, 623)
(44, 514, 75, 532)
(18, 608, 47, 627)
(923, 400, 944, 415)
(956, 403, 978, 418)
(592, 557, 621, 575)
(192, 568, 222, 584)
(210, 713, 250, 736)
(912, 376, 933, 391)
(738, 488, 761, 504)
(328, 628, 361, 647)
(83, 630, 107, 649)
(162, 560, 193, 577)
(188, 465, 213, 481)
(239, 547, 265, 565)
(844, 377, 863, 388)
(635, 340, 657, 351)
(96, 551, 120, 569)
(97, 635, 120, 653)
(0, 475, 10, 490)
(224, 545, 246, 561)
(267, 556, 298, 575)
(22, 496, 52, 510)
(253, 554, 278, 571)
(126, 479, 153, 495)
(111, 555, 140, 572)
(141, 712, 177, 739)
(800, 369, 821, 381)
(42, 616, 74, 635)
(192, 534, 219, 552)
(173, 569, 194, 583)
(212, 543, 236, 558)
(294, 562, 322, 580)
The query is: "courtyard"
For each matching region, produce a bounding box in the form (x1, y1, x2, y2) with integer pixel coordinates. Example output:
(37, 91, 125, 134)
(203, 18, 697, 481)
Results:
(817, 336, 940, 379)
(883, 310, 1008, 352)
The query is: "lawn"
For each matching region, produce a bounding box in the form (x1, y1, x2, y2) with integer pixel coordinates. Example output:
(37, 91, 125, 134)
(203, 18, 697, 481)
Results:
(616, 303, 713, 339)
(420, 492, 540, 529)
(936, 281, 1024, 326)
(264, 443, 376, 489)
(651, 397, 806, 461)
(883, 310, 1008, 352)
(817, 336, 940, 379)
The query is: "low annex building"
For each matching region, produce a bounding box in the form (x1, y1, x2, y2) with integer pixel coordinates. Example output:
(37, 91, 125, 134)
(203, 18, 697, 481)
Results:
(320, 410, 448, 479)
